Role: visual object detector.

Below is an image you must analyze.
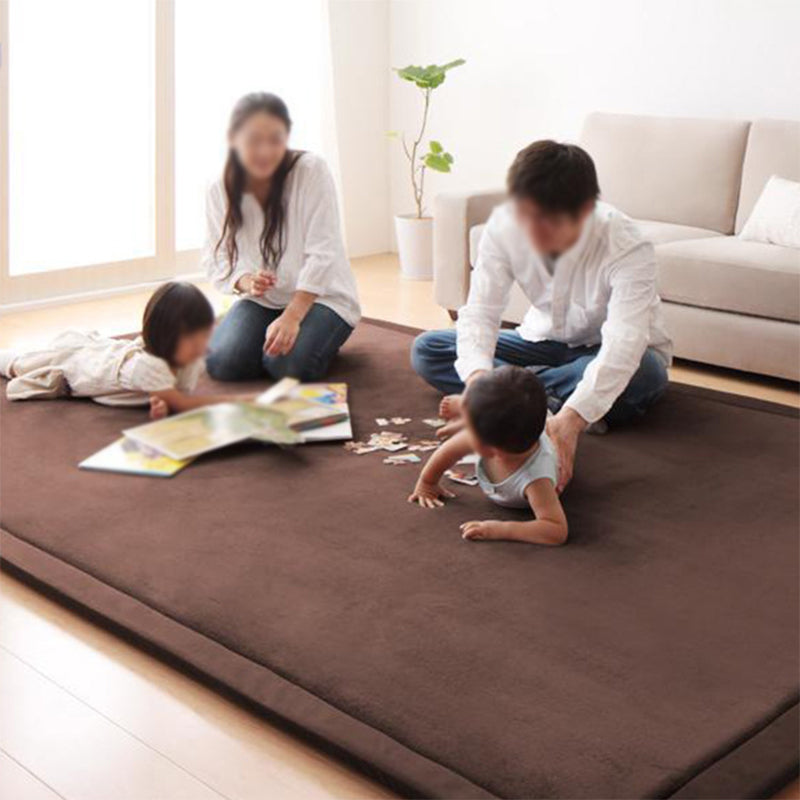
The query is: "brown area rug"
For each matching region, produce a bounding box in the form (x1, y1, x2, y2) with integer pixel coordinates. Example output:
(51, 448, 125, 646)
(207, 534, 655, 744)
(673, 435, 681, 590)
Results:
(1, 319, 798, 799)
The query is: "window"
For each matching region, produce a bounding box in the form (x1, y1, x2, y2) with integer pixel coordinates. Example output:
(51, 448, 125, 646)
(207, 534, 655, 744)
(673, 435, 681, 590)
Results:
(8, 0, 156, 275)
(0, 0, 330, 307)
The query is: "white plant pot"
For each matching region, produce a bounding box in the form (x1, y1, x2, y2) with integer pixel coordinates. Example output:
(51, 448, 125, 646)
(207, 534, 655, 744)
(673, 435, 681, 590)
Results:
(394, 214, 433, 280)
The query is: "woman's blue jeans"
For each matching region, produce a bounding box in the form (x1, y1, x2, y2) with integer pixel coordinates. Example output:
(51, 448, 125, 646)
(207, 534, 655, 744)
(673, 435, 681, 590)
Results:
(411, 329, 668, 426)
(207, 299, 353, 382)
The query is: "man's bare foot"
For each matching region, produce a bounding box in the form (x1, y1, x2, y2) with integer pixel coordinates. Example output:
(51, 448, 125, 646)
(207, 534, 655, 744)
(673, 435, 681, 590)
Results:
(439, 394, 463, 420)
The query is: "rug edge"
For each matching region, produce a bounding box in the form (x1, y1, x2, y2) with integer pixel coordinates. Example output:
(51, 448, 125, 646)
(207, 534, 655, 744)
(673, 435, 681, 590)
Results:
(667, 704, 799, 799)
(4, 526, 798, 800)
(0, 527, 498, 800)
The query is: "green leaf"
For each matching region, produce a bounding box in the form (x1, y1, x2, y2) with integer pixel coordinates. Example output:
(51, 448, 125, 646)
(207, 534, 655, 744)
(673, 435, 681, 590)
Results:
(385, 130, 400, 138)
(429, 140, 443, 154)
(444, 152, 454, 163)
(423, 153, 452, 173)
(393, 58, 466, 89)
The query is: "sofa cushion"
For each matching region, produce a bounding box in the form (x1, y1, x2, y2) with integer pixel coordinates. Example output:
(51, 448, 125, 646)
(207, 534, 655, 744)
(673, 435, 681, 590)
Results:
(633, 220, 724, 245)
(735, 119, 800, 233)
(656, 237, 800, 323)
(581, 113, 750, 234)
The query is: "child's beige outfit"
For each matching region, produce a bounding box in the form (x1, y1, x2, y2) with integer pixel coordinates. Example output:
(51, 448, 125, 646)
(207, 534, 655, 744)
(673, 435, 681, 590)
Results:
(2, 331, 202, 406)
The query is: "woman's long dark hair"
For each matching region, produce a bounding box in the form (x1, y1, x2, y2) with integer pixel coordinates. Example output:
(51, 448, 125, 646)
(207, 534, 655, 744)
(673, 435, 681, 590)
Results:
(215, 92, 303, 279)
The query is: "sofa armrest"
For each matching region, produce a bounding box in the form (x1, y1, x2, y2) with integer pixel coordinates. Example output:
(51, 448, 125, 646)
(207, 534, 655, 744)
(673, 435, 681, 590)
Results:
(433, 189, 505, 311)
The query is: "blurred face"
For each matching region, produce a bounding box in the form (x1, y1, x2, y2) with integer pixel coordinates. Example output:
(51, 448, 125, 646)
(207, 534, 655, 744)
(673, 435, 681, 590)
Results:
(230, 111, 289, 182)
(172, 327, 212, 368)
(513, 196, 594, 255)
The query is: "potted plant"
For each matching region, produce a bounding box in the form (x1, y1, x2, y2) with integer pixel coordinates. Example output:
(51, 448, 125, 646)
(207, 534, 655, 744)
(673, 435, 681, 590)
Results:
(391, 59, 465, 279)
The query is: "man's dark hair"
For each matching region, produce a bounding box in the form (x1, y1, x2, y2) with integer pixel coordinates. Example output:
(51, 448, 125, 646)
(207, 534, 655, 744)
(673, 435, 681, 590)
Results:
(142, 282, 215, 366)
(507, 140, 600, 215)
(464, 366, 548, 454)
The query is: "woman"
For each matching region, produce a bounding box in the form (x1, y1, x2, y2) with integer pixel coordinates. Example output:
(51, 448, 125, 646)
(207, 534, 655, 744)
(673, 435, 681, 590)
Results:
(204, 93, 360, 382)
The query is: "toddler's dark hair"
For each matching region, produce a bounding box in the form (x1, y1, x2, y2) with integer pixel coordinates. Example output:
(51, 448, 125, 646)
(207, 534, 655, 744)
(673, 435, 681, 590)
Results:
(142, 282, 214, 366)
(464, 366, 548, 453)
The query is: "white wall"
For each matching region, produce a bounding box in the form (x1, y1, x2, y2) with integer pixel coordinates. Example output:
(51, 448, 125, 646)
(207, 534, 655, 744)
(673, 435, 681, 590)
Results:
(329, 0, 392, 256)
(388, 0, 800, 219)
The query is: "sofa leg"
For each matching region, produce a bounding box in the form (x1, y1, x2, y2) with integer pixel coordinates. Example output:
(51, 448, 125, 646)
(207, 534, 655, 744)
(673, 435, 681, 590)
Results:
(448, 309, 458, 322)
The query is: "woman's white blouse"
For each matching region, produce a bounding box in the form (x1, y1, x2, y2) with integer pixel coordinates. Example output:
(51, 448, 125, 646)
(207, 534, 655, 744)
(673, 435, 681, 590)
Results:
(202, 153, 361, 327)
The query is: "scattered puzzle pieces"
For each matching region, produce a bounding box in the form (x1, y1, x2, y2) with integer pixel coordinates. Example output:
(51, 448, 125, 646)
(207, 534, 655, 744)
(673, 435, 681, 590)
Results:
(408, 440, 439, 452)
(344, 416, 448, 463)
(383, 453, 421, 465)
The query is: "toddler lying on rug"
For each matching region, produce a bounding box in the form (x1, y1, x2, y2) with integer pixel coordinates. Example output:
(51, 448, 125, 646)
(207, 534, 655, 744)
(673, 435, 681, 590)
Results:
(409, 366, 568, 545)
(0, 282, 251, 419)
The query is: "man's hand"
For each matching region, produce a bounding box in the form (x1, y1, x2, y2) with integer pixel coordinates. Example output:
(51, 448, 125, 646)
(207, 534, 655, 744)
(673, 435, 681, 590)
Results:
(149, 395, 169, 420)
(264, 312, 301, 357)
(546, 406, 588, 493)
(408, 479, 456, 509)
(236, 270, 276, 298)
(460, 520, 504, 540)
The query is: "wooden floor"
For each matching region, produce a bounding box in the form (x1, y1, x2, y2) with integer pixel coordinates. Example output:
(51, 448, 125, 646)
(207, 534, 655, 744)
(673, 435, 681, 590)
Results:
(0, 253, 797, 800)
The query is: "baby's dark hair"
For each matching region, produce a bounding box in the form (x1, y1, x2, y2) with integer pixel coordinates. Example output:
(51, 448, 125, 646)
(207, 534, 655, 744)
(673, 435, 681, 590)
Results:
(142, 282, 214, 366)
(463, 366, 548, 453)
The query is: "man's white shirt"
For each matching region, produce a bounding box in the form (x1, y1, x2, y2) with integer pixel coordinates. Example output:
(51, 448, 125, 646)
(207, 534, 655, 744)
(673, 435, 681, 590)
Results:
(455, 201, 673, 424)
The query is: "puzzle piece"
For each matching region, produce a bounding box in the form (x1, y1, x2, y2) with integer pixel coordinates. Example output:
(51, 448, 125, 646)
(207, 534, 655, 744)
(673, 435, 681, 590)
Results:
(445, 468, 479, 487)
(383, 453, 421, 465)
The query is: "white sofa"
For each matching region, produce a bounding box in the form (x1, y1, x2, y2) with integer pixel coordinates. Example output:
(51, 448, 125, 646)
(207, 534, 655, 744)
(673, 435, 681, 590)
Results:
(433, 113, 800, 380)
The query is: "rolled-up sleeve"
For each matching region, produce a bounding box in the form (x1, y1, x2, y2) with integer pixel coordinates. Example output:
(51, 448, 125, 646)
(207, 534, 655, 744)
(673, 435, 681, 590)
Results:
(454, 211, 514, 382)
(564, 242, 657, 423)
(296, 160, 346, 296)
(201, 182, 251, 294)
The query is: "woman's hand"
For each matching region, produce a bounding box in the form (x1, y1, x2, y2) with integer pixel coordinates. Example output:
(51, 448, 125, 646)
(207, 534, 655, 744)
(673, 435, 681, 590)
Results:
(408, 479, 456, 509)
(264, 312, 301, 357)
(236, 270, 276, 298)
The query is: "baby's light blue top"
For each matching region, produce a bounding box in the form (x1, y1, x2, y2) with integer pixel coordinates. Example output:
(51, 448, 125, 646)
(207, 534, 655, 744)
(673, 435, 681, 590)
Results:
(476, 433, 558, 509)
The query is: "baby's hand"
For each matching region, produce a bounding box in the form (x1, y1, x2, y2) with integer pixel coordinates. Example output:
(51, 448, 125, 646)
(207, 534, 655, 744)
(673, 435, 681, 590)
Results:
(149, 395, 169, 420)
(408, 479, 455, 509)
(460, 520, 504, 541)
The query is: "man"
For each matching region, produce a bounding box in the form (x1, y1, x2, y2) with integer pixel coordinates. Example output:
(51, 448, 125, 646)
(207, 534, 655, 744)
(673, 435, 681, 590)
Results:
(411, 140, 672, 492)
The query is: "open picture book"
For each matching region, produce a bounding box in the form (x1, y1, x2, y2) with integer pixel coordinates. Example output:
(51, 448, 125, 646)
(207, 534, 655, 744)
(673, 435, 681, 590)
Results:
(79, 379, 352, 474)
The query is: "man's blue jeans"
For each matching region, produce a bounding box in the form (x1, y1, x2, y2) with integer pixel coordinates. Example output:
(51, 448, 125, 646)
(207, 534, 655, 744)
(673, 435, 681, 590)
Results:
(207, 299, 353, 382)
(411, 329, 668, 426)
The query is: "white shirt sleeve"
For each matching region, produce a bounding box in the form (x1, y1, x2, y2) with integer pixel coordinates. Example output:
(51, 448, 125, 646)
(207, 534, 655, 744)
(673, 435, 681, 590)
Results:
(120, 352, 176, 394)
(201, 181, 252, 294)
(454, 209, 515, 382)
(564, 240, 657, 423)
(295, 158, 348, 296)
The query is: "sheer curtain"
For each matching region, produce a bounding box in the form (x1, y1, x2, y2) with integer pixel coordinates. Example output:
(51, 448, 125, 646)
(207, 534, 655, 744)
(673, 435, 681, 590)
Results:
(174, 0, 342, 252)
